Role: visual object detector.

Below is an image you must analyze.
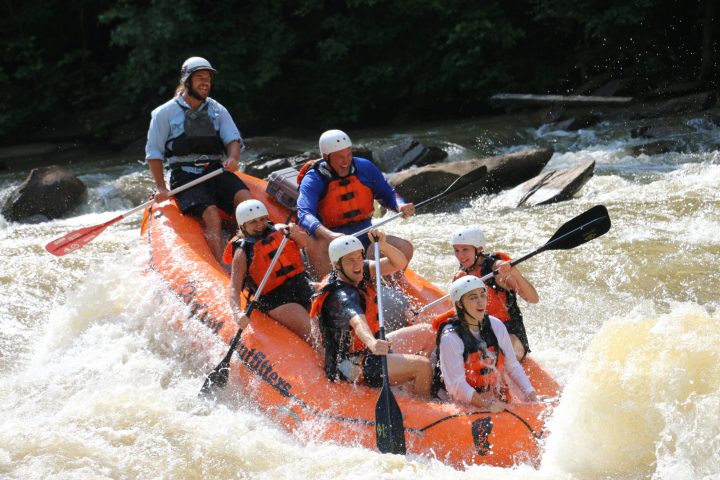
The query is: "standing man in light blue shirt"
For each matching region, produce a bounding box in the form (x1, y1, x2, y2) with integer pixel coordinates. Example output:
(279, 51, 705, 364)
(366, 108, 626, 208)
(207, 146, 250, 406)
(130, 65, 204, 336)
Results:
(145, 56, 252, 261)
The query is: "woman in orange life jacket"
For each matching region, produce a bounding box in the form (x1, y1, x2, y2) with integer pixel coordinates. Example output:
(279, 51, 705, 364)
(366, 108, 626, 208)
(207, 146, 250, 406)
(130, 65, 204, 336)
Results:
(433, 276, 538, 411)
(451, 226, 539, 361)
(310, 231, 432, 396)
(226, 199, 318, 346)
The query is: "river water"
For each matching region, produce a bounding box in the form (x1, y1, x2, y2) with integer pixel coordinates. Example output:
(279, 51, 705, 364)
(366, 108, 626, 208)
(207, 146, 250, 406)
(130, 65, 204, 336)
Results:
(1, 112, 718, 479)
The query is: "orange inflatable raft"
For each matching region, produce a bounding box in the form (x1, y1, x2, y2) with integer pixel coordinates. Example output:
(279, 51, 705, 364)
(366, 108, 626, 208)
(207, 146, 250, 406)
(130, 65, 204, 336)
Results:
(144, 172, 561, 468)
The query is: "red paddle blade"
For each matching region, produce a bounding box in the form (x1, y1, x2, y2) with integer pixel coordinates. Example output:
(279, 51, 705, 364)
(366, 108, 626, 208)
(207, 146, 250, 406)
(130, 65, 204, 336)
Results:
(139, 206, 152, 236)
(45, 215, 122, 256)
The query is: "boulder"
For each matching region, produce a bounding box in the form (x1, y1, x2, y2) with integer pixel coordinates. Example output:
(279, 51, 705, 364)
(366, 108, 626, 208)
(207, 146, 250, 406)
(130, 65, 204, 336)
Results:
(374, 139, 448, 172)
(509, 159, 595, 207)
(630, 124, 694, 138)
(632, 91, 717, 119)
(627, 140, 679, 156)
(244, 152, 314, 178)
(2, 165, 87, 222)
(388, 148, 553, 205)
(551, 114, 602, 131)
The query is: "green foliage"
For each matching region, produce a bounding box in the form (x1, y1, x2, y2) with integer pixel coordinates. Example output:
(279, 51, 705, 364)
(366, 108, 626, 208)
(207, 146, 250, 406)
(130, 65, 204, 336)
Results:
(0, 0, 715, 143)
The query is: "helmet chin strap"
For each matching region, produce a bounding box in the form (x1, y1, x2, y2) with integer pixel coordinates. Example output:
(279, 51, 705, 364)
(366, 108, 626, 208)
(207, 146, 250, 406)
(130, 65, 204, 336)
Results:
(336, 251, 364, 284)
(461, 248, 483, 273)
(336, 261, 351, 283)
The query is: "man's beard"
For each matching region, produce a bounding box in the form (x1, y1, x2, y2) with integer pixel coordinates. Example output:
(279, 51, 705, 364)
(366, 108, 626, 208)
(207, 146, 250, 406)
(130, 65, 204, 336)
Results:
(187, 83, 207, 101)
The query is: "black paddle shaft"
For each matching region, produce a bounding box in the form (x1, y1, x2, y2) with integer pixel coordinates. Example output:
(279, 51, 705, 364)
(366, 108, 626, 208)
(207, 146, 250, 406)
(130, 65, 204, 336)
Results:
(354, 166, 488, 238)
(414, 165, 488, 209)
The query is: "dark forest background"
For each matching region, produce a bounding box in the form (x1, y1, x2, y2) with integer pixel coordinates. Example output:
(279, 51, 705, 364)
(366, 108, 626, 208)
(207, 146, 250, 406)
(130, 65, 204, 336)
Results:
(0, 0, 716, 145)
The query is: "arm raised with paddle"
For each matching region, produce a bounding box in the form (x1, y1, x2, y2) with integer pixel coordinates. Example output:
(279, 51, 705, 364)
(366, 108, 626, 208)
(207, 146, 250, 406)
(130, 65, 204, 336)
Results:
(414, 204, 612, 316)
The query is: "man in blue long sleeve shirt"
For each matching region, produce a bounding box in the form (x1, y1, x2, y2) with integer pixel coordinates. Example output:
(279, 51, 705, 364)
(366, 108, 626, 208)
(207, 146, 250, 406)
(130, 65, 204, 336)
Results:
(298, 129, 415, 277)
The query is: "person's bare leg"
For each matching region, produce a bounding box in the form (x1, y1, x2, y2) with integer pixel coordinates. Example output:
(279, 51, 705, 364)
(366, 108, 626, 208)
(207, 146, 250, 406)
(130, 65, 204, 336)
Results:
(267, 302, 316, 345)
(387, 353, 432, 397)
(387, 323, 435, 356)
(387, 235, 413, 265)
(232, 189, 253, 208)
(202, 205, 224, 261)
(510, 334, 527, 361)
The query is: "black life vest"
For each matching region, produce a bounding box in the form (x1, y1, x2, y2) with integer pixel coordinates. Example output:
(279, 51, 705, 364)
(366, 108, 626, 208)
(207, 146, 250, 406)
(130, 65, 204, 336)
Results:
(431, 314, 505, 398)
(165, 101, 225, 160)
(310, 262, 379, 382)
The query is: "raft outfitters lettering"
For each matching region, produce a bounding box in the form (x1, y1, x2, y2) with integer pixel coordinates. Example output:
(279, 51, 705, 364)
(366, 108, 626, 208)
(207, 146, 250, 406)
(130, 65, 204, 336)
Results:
(472, 416, 494, 456)
(178, 281, 224, 334)
(178, 280, 292, 396)
(236, 344, 293, 396)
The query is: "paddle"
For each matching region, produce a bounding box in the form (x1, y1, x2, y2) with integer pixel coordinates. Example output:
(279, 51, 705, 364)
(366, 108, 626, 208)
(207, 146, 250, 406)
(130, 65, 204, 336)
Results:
(45, 167, 225, 256)
(413, 204, 612, 315)
(353, 165, 488, 238)
(373, 240, 407, 454)
(199, 233, 290, 398)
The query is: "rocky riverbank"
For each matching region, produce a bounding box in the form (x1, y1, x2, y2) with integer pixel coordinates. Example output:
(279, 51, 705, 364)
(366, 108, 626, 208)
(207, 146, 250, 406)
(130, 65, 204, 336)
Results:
(3, 77, 719, 222)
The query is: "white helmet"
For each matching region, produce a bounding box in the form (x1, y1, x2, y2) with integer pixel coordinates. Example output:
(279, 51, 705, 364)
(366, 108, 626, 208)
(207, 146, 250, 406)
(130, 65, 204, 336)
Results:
(450, 275, 487, 304)
(319, 129, 352, 156)
(180, 56, 217, 83)
(235, 200, 269, 225)
(451, 226, 486, 249)
(328, 235, 363, 264)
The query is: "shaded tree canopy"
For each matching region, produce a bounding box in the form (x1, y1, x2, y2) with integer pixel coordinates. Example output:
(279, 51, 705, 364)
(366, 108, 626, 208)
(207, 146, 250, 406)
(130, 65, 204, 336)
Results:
(0, 0, 716, 144)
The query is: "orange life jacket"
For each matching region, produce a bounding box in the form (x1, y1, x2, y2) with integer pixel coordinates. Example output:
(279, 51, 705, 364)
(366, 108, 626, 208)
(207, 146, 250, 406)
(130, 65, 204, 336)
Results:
(464, 348, 505, 393)
(454, 251, 516, 322)
(298, 159, 375, 229)
(296, 159, 319, 185)
(222, 227, 305, 294)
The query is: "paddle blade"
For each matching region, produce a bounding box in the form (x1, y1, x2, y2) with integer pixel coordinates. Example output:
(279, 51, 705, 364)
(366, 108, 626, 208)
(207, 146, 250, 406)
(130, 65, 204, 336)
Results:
(375, 380, 407, 454)
(444, 165, 488, 195)
(45, 216, 121, 256)
(544, 204, 611, 251)
(199, 358, 231, 398)
(139, 205, 152, 236)
(415, 165, 488, 210)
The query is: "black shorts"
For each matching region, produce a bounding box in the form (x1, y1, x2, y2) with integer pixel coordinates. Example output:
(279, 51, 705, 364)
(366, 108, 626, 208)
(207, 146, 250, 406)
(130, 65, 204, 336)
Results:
(504, 316, 531, 356)
(362, 353, 385, 388)
(254, 275, 315, 313)
(169, 167, 248, 218)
